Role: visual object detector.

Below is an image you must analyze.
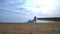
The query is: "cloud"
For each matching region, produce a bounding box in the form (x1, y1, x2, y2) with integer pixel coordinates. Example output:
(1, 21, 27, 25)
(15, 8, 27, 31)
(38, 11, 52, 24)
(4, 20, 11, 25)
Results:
(0, 0, 25, 10)
(0, 0, 60, 17)
(0, 0, 60, 22)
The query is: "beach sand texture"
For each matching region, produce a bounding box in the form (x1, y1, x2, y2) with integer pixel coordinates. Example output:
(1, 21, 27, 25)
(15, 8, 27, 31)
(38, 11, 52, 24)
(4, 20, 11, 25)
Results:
(0, 22, 60, 34)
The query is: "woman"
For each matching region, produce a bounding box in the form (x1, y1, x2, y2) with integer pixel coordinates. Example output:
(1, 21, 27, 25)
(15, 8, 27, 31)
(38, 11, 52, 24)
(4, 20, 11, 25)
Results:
(34, 16, 37, 24)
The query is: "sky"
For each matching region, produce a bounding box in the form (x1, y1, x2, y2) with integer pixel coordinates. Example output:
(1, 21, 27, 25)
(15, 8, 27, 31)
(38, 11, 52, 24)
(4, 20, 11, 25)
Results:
(0, 0, 60, 22)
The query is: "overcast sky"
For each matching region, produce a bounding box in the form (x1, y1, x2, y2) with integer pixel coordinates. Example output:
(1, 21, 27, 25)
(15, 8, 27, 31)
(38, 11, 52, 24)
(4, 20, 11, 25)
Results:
(0, 0, 60, 22)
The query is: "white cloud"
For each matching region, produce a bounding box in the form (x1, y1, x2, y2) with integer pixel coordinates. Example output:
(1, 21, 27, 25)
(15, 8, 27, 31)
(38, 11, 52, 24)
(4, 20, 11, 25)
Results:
(0, 0, 60, 17)
(0, 0, 60, 22)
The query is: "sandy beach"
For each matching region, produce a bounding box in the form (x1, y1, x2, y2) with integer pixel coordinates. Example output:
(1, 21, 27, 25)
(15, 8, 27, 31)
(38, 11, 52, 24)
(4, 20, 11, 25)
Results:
(0, 22, 60, 34)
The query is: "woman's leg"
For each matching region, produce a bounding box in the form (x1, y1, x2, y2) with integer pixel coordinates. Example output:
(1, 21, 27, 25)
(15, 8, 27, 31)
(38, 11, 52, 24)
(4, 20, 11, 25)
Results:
(34, 21, 36, 24)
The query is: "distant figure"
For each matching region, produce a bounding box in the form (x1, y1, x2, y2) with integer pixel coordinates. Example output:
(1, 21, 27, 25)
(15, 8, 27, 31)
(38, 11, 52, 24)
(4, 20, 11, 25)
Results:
(34, 16, 37, 24)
